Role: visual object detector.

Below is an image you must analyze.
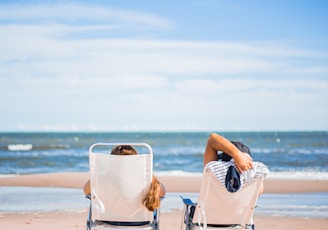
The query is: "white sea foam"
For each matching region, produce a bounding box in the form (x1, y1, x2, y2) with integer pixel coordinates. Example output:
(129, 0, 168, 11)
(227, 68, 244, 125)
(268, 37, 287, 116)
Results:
(154, 170, 328, 180)
(7, 144, 33, 151)
(0, 174, 17, 178)
(154, 170, 202, 177)
(267, 171, 328, 180)
(1, 170, 327, 180)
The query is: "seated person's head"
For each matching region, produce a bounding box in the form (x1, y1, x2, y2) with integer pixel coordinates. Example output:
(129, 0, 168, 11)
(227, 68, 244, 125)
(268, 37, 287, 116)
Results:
(111, 145, 138, 155)
(221, 141, 251, 161)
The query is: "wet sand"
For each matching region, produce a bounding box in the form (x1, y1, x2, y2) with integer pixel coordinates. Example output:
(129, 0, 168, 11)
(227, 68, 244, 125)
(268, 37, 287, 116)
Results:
(0, 172, 327, 229)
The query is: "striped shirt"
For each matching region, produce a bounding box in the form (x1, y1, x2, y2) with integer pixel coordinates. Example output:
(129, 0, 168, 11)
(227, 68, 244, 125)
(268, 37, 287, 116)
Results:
(205, 160, 269, 190)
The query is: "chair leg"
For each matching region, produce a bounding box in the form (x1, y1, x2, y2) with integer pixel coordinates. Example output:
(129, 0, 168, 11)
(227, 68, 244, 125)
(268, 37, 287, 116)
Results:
(246, 224, 255, 229)
(182, 205, 195, 230)
(86, 217, 91, 230)
(153, 208, 160, 230)
(154, 221, 159, 230)
(86, 196, 92, 230)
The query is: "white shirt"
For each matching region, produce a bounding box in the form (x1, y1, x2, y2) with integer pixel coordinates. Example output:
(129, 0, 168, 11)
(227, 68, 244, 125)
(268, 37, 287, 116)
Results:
(205, 160, 269, 190)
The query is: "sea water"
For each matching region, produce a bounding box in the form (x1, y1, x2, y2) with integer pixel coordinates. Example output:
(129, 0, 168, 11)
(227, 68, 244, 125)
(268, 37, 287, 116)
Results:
(1, 131, 327, 178)
(1, 131, 327, 217)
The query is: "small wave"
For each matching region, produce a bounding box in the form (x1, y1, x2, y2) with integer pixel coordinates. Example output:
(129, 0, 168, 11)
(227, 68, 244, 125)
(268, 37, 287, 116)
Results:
(267, 171, 328, 180)
(7, 144, 33, 151)
(3, 144, 71, 151)
(154, 170, 202, 177)
(0, 174, 17, 178)
(154, 170, 328, 180)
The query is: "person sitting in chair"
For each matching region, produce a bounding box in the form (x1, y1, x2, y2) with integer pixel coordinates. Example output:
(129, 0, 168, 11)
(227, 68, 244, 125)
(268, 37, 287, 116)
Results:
(83, 145, 166, 212)
(203, 133, 269, 194)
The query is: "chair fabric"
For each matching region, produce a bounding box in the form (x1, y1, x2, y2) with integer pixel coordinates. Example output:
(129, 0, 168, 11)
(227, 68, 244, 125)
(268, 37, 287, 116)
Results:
(86, 143, 158, 230)
(181, 166, 265, 230)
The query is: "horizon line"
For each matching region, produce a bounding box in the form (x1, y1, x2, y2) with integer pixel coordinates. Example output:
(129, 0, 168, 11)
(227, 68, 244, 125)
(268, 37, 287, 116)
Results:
(0, 129, 327, 133)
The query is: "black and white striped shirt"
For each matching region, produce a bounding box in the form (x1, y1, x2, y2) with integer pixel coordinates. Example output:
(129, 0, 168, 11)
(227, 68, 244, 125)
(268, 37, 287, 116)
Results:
(205, 160, 269, 190)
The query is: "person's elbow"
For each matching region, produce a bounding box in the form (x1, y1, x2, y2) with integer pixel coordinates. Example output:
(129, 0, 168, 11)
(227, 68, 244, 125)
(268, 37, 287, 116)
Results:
(159, 183, 166, 197)
(83, 180, 91, 195)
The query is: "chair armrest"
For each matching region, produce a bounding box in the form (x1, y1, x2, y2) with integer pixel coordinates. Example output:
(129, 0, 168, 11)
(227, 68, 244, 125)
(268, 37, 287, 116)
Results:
(180, 196, 196, 206)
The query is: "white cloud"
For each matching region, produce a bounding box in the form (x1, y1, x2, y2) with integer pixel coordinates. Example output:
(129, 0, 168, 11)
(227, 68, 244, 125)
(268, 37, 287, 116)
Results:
(0, 1, 327, 131)
(1, 34, 326, 79)
(0, 2, 173, 30)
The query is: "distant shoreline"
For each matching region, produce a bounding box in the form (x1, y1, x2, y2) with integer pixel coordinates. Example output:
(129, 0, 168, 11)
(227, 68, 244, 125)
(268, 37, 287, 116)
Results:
(1, 130, 327, 133)
(0, 172, 327, 194)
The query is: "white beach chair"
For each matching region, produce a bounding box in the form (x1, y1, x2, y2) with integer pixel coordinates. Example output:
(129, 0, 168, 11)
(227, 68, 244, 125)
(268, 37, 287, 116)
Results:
(180, 166, 265, 230)
(86, 143, 160, 230)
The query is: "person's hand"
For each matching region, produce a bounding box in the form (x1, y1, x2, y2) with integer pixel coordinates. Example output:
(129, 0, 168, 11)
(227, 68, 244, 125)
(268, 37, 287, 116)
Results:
(233, 152, 253, 173)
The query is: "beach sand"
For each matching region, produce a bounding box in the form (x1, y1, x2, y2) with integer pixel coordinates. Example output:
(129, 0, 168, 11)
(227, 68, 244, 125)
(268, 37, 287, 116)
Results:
(0, 173, 327, 229)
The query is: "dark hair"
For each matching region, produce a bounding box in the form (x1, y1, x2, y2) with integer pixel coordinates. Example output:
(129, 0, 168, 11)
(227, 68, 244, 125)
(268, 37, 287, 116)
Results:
(111, 145, 138, 155)
(221, 141, 251, 161)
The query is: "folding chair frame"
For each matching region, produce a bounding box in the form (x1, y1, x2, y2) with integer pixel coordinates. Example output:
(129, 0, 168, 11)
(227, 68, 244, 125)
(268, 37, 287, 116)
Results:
(85, 143, 160, 230)
(180, 197, 255, 229)
(86, 195, 160, 230)
(180, 170, 264, 230)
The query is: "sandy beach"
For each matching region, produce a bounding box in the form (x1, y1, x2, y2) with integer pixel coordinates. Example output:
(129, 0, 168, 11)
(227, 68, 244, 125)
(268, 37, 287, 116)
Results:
(0, 172, 327, 229)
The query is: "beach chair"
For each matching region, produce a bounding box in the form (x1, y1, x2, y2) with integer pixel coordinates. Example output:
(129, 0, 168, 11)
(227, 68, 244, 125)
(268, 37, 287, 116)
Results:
(180, 166, 265, 230)
(86, 143, 160, 230)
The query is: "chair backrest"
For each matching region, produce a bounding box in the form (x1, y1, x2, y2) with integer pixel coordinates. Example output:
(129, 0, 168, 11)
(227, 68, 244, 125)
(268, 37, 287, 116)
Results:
(89, 143, 153, 223)
(193, 169, 264, 226)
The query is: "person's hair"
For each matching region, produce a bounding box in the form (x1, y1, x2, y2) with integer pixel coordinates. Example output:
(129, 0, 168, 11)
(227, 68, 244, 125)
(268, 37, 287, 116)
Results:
(231, 141, 251, 156)
(221, 141, 252, 161)
(142, 176, 161, 211)
(111, 145, 138, 155)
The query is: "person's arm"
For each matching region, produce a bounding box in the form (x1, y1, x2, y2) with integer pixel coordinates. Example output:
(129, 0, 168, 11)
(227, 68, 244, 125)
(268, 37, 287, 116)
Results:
(203, 133, 253, 173)
(83, 180, 91, 195)
(159, 182, 166, 198)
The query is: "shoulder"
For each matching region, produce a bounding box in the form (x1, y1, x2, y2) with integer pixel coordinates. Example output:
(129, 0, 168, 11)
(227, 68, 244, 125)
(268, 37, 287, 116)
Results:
(205, 160, 233, 175)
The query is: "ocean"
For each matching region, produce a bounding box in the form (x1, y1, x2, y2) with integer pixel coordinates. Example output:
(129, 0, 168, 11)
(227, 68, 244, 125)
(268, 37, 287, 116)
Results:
(1, 131, 327, 179)
(1, 131, 328, 217)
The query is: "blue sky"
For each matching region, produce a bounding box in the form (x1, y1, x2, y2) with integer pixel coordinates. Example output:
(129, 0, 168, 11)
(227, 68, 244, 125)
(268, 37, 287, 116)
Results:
(0, 0, 327, 131)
